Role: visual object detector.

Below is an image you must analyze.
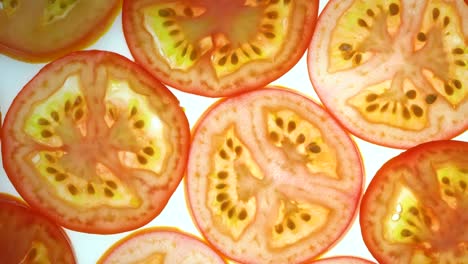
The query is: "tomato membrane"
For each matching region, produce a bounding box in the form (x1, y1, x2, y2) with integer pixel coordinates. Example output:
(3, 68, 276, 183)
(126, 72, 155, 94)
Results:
(308, 0, 467, 148)
(186, 88, 363, 263)
(0, 0, 122, 62)
(0, 193, 76, 264)
(360, 140, 468, 263)
(1, 50, 190, 234)
(123, 0, 319, 97)
(98, 227, 226, 263)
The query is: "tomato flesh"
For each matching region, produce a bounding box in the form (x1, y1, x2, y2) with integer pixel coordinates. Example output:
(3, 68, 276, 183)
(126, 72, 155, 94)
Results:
(123, 0, 319, 97)
(0, 0, 121, 62)
(360, 140, 468, 263)
(98, 227, 226, 264)
(1, 50, 190, 234)
(311, 256, 376, 264)
(0, 193, 76, 264)
(308, 0, 468, 148)
(186, 88, 363, 263)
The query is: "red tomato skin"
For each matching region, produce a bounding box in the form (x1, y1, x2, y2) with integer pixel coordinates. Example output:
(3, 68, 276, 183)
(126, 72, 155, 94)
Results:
(0, 1, 122, 62)
(122, 0, 320, 97)
(310, 256, 376, 264)
(360, 140, 468, 264)
(0, 193, 76, 264)
(1, 50, 191, 234)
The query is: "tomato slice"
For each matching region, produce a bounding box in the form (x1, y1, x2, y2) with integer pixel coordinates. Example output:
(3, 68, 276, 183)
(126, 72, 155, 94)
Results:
(122, 0, 319, 97)
(311, 256, 376, 264)
(0, 193, 76, 263)
(308, 0, 467, 148)
(186, 88, 364, 263)
(98, 227, 226, 263)
(1, 50, 190, 234)
(0, 0, 121, 62)
(360, 140, 468, 263)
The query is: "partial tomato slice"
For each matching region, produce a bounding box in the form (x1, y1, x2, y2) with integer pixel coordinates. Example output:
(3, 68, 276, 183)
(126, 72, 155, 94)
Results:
(186, 88, 364, 263)
(1, 50, 190, 234)
(122, 0, 319, 97)
(360, 140, 468, 263)
(308, 0, 467, 148)
(98, 227, 226, 264)
(0, 193, 76, 264)
(0, 0, 121, 62)
(311, 256, 376, 264)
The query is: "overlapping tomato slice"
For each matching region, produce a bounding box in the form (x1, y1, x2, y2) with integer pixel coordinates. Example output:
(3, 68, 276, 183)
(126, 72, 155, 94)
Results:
(1, 50, 190, 234)
(186, 88, 363, 263)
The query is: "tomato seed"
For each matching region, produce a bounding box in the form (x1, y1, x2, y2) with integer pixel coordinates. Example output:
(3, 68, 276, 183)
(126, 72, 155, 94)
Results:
(409, 207, 419, 216)
(64, 100, 71, 112)
(416, 32, 426, 42)
(366, 9, 375, 17)
(27, 248, 37, 260)
(262, 24, 274, 30)
(444, 189, 455, 196)
(425, 94, 437, 104)
(183, 7, 193, 17)
(455, 60, 466, 67)
(106, 180, 118, 189)
(357, 18, 368, 28)
(231, 53, 239, 65)
(217, 171, 228, 179)
(443, 16, 450, 27)
(270, 132, 279, 142)
(137, 155, 148, 165)
(38, 118, 50, 126)
(263, 32, 276, 39)
(402, 107, 411, 120)
(87, 184, 95, 194)
(104, 188, 114, 198)
(190, 50, 198, 61)
(366, 104, 379, 112)
(301, 213, 311, 221)
(354, 53, 362, 65)
(41, 130, 53, 138)
(339, 43, 352, 52)
(216, 193, 228, 202)
(296, 134, 305, 144)
(46, 167, 57, 174)
(238, 209, 247, 220)
(74, 109, 84, 121)
(411, 105, 423, 118)
(452, 48, 464, 55)
(50, 111, 59, 122)
(44, 154, 56, 163)
(215, 183, 227, 189)
(389, 3, 399, 16)
(143, 147, 154, 156)
(182, 45, 188, 57)
(400, 229, 412, 237)
(453, 80, 462, 89)
(275, 224, 284, 234)
(307, 143, 321, 154)
(234, 146, 243, 157)
(220, 201, 230, 211)
(444, 84, 454, 95)
(227, 207, 236, 218)
(459, 181, 466, 190)
(380, 103, 389, 112)
(134, 120, 145, 129)
(441, 177, 450, 185)
(219, 150, 229, 160)
(68, 184, 78, 195)
(286, 219, 296, 230)
(405, 90, 417, 99)
(266, 11, 278, 19)
(169, 29, 180, 36)
(55, 173, 67, 181)
(163, 20, 175, 27)
(432, 8, 440, 20)
(250, 44, 262, 55)
(226, 138, 234, 148)
(365, 93, 378, 102)
(287, 121, 296, 132)
(218, 56, 227, 66)
(74, 96, 82, 106)
(158, 9, 170, 17)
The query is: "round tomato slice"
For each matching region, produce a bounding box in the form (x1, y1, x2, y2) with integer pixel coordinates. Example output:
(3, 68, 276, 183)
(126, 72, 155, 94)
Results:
(308, 0, 468, 148)
(360, 140, 468, 263)
(98, 227, 226, 263)
(0, 0, 121, 62)
(122, 0, 319, 97)
(311, 256, 376, 264)
(186, 88, 364, 263)
(1, 50, 190, 234)
(0, 193, 76, 264)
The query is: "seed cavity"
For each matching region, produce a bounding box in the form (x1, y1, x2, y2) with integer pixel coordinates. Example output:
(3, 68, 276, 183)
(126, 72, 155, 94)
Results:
(389, 3, 399, 16)
(41, 130, 53, 138)
(411, 105, 423, 117)
(425, 94, 437, 104)
(417, 32, 426, 42)
(217, 171, 228, 179)
(68, 184, 78, 195)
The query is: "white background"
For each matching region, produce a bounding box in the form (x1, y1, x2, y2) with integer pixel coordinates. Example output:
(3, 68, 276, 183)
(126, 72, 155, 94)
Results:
(0, 1, 466, 263)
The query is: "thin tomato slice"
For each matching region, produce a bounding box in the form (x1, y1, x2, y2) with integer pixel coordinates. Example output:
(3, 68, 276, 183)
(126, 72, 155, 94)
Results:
(122, 0, 319, 97)
(311, 256, 376, 264)
(0, 0, 121, 62)
(186, 88, 364, 263)
(98, 227, 226, 264)
(360, 140, 468, 263)
(1, 50, 190, 234)
(0, 193, 76, 264)
(308, 0, 467, 148)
